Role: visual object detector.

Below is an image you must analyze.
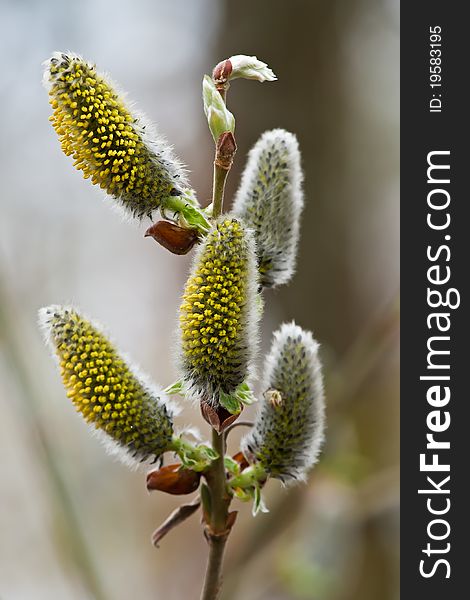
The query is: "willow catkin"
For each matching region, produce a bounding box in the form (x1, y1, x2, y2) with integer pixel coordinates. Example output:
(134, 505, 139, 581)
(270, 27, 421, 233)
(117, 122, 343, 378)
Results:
(44, 52, 189, 219)
(232, 129, 304, 288)
(178, 217, 259, 406)
(241, 322, 325, 482)
(39, 305, 176, 466)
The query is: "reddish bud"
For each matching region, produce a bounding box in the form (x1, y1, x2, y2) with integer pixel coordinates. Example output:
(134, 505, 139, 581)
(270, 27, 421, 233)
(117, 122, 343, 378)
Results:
(215, 131, 237, 171)
(145, 221, 199, 255)
(147, 463, 201, 495)
(212, 59, 233, 84)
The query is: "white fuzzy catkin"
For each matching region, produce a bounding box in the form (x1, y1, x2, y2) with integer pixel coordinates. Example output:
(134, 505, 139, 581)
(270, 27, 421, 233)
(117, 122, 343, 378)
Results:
(241, 322, 325, 482)
(39, 305, 178, 467)
(232, 129, 304, 288)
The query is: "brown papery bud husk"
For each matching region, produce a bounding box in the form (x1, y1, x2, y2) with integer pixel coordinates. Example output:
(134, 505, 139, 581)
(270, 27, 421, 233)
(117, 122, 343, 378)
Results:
(215, 132, 237, 170)
(232, 451, 249, 471)
(200, 399, 242, 433)
(147, 463, 201, 495)
(145, 221, 199, 255)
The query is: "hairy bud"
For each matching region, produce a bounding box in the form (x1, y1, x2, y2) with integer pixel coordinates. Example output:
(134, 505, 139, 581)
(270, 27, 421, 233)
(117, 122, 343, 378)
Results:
(223, 56, 277, 83)
(44, 52, 189, 219)
(178, 218, 259, 406)
(241, 322, 325, 482)
(39, 305, 176, 466)
(202, 75, 235, 142)
(232, 129, 304, 287)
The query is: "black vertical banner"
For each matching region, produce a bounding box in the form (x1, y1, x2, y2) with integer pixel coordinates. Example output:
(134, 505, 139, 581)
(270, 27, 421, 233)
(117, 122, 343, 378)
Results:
(401, 4, 468, 598)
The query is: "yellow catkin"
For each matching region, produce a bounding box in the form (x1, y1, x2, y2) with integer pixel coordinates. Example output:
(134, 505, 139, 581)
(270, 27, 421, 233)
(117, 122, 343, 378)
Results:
(178, 217, 258, 404)
(40, 306, 174, 463)
(45, 53, 186, 219)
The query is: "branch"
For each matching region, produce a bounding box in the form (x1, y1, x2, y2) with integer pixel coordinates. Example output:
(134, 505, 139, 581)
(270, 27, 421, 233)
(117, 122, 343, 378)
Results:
(200, 430, 231, 600)
(211, 132, 237, 218)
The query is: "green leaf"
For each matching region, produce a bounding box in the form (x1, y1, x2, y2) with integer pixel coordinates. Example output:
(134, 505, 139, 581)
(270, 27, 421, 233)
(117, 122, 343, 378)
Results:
(219, 390, 242, 415)
(171, 437, 218, 472)
(252, 485, 269, 517)
(232, 487, 252, 502)
(164, 380, 184, 395)
(163, 194, 211, 234)
(179, 203, 212, 232)
(199, 445, 219, 461)
(234, 381, 256, 406)
(180, 455, 197, 469)
(224, 457, 241, 476)
(200, 483, 212, 519)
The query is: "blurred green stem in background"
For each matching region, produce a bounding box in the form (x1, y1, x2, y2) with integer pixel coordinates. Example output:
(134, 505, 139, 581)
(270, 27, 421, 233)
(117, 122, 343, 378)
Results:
(0, 269, 107, 600)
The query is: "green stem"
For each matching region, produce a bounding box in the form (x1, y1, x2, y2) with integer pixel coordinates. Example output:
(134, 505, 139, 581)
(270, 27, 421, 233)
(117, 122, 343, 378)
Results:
(200, 430, 230, 600)
(200, 73, 236, 599)
(210, 429, 229, 531)
(211, 163, 229, 219)
(200, 532, 228, 600)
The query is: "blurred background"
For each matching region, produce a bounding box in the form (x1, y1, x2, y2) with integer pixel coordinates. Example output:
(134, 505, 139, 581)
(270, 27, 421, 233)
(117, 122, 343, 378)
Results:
(0, 0, 399, 598)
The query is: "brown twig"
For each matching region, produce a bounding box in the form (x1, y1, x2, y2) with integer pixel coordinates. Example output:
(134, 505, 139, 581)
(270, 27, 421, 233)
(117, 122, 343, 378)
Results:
(198, 65, 242, 598)
(200, 429, 232, 600)
(224, 421, 254, 441)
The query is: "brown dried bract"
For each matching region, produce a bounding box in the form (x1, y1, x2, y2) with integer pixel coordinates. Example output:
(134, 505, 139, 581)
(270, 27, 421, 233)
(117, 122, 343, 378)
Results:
(215, 132, 237, 170)
(147, 463, 201, 495)
(200, 399, 242, 433)
(151, 497, 201, 547)
(232, 451, 250, 471)
(145, 221, 199, 255)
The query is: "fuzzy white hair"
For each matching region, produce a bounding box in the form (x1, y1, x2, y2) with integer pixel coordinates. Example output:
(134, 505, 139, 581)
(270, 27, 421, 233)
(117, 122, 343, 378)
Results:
(241, 322, 325, 483)
(232, 129, 304, 288)
(176, 218, 260, 406)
